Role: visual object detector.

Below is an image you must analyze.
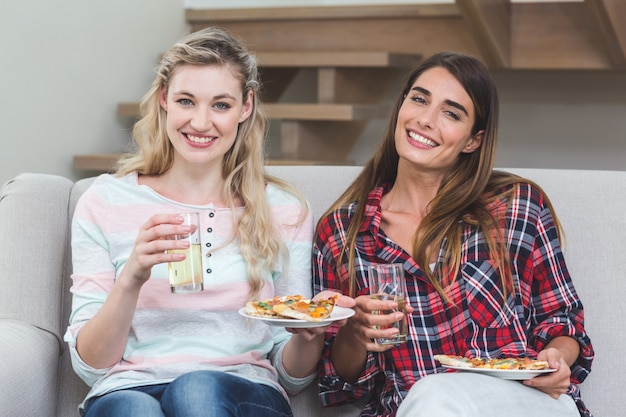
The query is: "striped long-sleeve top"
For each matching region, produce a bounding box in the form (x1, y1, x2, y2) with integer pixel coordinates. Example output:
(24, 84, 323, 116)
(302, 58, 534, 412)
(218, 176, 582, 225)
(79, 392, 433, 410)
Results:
(64, 172, 314, 412)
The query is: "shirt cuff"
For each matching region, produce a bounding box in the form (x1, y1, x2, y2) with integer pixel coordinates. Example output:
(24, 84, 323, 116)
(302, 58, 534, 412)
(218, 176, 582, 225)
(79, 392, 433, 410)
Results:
(273, 342, 317, 394)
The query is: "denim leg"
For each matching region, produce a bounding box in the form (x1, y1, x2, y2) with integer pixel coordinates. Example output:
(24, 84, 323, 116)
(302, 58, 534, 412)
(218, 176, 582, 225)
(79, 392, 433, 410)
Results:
(83, 386, 166, 417)
(161, 370, 293, 417)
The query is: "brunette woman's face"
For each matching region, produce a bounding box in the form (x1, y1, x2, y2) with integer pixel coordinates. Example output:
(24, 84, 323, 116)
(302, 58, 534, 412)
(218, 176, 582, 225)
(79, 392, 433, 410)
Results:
(394, 67, 483, 175)
(159, 64, 253, 169)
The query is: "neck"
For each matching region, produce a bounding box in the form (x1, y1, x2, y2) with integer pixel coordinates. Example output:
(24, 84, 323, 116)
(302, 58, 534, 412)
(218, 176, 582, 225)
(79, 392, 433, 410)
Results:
(142, 162, 231, 206)
(383, 163, 442, 215)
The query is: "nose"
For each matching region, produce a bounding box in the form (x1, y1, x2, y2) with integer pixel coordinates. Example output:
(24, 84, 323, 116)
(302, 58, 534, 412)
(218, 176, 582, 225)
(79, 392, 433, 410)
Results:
(189, 108, 212, 132)
(417, 108, 435, 129)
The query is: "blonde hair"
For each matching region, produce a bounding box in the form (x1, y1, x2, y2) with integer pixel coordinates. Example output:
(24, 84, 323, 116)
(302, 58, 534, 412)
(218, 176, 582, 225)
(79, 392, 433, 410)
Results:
(116, 27, 305, 300)
(321, 52, 563, 302)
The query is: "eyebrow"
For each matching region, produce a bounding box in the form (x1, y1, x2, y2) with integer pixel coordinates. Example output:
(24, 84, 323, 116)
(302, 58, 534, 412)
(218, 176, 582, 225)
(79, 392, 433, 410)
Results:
(411, 86, 469, 117)
(171, 90, 237, 101)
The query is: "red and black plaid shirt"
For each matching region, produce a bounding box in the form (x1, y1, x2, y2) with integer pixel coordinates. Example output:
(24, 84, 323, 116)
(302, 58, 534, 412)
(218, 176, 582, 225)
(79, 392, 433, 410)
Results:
(313, 182, 594, 417)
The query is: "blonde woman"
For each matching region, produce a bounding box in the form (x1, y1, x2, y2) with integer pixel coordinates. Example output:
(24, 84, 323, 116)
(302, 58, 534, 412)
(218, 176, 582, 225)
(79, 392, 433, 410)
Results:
(314, 52, 594, 417)
(65, 27, 337, 417)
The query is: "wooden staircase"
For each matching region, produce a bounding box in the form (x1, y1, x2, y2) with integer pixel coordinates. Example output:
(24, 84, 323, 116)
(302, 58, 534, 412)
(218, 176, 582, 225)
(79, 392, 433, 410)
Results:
(73, 0, 626, 172)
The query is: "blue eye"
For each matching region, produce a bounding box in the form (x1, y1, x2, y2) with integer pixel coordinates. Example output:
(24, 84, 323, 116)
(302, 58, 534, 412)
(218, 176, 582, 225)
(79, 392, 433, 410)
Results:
(214, 102, 231, 110)
(177, 98, 193, 106)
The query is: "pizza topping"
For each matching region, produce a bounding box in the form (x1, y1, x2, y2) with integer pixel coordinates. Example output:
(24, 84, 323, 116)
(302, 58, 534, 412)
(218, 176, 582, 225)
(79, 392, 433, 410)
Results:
(434, 354, 549, 370)
(245, 294, 338, 322)
(256, 301, 273, 311)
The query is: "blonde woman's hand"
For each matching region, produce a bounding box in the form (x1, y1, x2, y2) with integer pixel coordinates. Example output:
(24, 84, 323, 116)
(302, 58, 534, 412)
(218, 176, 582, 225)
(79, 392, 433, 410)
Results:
(121, 214, 192, 289)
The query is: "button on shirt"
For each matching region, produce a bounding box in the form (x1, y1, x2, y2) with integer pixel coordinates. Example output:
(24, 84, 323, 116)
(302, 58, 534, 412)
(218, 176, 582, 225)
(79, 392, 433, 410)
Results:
(313, 182, 594, 417)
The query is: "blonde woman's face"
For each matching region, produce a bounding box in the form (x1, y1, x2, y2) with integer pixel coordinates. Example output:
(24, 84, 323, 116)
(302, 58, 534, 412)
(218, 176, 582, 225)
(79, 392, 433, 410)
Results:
(159, 64, 253, 169)
(394, 67, 483, 176)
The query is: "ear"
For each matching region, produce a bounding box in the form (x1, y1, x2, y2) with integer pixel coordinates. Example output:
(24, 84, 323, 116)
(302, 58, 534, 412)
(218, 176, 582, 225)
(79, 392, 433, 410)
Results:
(238, 90, 254, 123)
(462, 130, 484, 154)
(159, 87, 168, 111)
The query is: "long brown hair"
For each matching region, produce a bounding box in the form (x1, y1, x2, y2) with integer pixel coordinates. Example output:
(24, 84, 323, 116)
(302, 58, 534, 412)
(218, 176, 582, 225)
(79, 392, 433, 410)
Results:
(321, 52, 563, 301)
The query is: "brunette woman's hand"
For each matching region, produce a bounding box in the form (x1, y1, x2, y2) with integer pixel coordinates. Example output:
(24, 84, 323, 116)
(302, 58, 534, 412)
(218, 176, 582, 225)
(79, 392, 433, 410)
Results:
(285, 290, 356, 339)
(121, 214, 193, 289)
(341, 294, 413, 353)
(522, 348, 572, 399)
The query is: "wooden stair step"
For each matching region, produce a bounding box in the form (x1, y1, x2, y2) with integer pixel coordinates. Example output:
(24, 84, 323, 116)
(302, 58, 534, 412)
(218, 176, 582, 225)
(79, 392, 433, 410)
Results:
(256, 51, 421, 68)
(187, 4, 626, 71)
(73, 154, 120, 172)
(118, 103, 139, 118)
(265, 103, 387, 121)
(186, 4, 459, 23)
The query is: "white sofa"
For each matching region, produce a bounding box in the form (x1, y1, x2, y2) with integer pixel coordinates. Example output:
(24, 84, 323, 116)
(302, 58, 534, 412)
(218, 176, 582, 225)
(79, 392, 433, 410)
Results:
(1, 166, 624, 417)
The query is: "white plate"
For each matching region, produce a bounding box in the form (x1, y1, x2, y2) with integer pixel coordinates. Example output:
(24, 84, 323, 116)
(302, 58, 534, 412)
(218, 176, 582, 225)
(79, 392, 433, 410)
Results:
(238, 305, 355, 328)
(441, 364, 557, 380)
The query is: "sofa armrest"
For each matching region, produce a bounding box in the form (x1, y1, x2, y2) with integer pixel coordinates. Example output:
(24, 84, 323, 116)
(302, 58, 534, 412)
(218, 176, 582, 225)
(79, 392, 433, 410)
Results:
(0, 320, 60, 417)
(0, 173, 73, 341)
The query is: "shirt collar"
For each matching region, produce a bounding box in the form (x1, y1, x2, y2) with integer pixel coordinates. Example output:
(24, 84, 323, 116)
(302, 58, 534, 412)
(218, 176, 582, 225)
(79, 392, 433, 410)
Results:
(360, 183, 392, 234)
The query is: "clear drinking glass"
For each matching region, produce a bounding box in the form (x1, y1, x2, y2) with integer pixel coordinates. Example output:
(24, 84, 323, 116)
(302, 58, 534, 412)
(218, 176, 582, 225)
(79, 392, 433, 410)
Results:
(168, 212, 203, 294)
(368, 263, 408, 344)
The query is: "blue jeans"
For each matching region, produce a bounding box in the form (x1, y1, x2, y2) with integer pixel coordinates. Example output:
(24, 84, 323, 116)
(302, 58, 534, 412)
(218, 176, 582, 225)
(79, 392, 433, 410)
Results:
(83, 370, 293, 417)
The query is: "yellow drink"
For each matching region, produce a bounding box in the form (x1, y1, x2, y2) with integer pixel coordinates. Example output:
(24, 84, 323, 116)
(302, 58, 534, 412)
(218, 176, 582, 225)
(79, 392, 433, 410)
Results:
(168, 243, 203, 293)
(371, 293, 408, 344)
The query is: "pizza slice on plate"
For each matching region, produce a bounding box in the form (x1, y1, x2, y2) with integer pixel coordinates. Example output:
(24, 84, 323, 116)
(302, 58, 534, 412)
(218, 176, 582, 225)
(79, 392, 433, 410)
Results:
(433, 355, 474, 368)
(434, 354, 549, 370)
(246, 294, 338, 322)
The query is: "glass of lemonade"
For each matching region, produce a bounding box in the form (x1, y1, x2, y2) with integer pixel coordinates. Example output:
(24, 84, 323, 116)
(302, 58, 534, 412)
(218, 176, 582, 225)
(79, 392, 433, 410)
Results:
(368, 263, 408, 344)
(168, 212, 203, 294)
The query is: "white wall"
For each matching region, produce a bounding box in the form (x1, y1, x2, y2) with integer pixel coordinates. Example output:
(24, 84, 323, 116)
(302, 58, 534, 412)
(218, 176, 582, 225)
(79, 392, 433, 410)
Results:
(0, 0, 188, 185)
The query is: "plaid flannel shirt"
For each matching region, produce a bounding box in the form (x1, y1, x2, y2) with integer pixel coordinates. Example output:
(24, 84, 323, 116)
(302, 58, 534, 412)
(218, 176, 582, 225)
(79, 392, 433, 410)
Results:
(313, 182, 594, 417)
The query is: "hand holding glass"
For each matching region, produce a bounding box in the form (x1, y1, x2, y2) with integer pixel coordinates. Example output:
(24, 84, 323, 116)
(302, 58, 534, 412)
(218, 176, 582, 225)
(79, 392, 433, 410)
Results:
(368, 263, 408, 344)
(168, 213, 203, 294)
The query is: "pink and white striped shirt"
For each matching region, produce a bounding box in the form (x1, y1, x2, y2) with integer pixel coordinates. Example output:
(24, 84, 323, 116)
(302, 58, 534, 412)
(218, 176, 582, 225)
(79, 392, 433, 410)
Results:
(64, 172, 314, 412)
